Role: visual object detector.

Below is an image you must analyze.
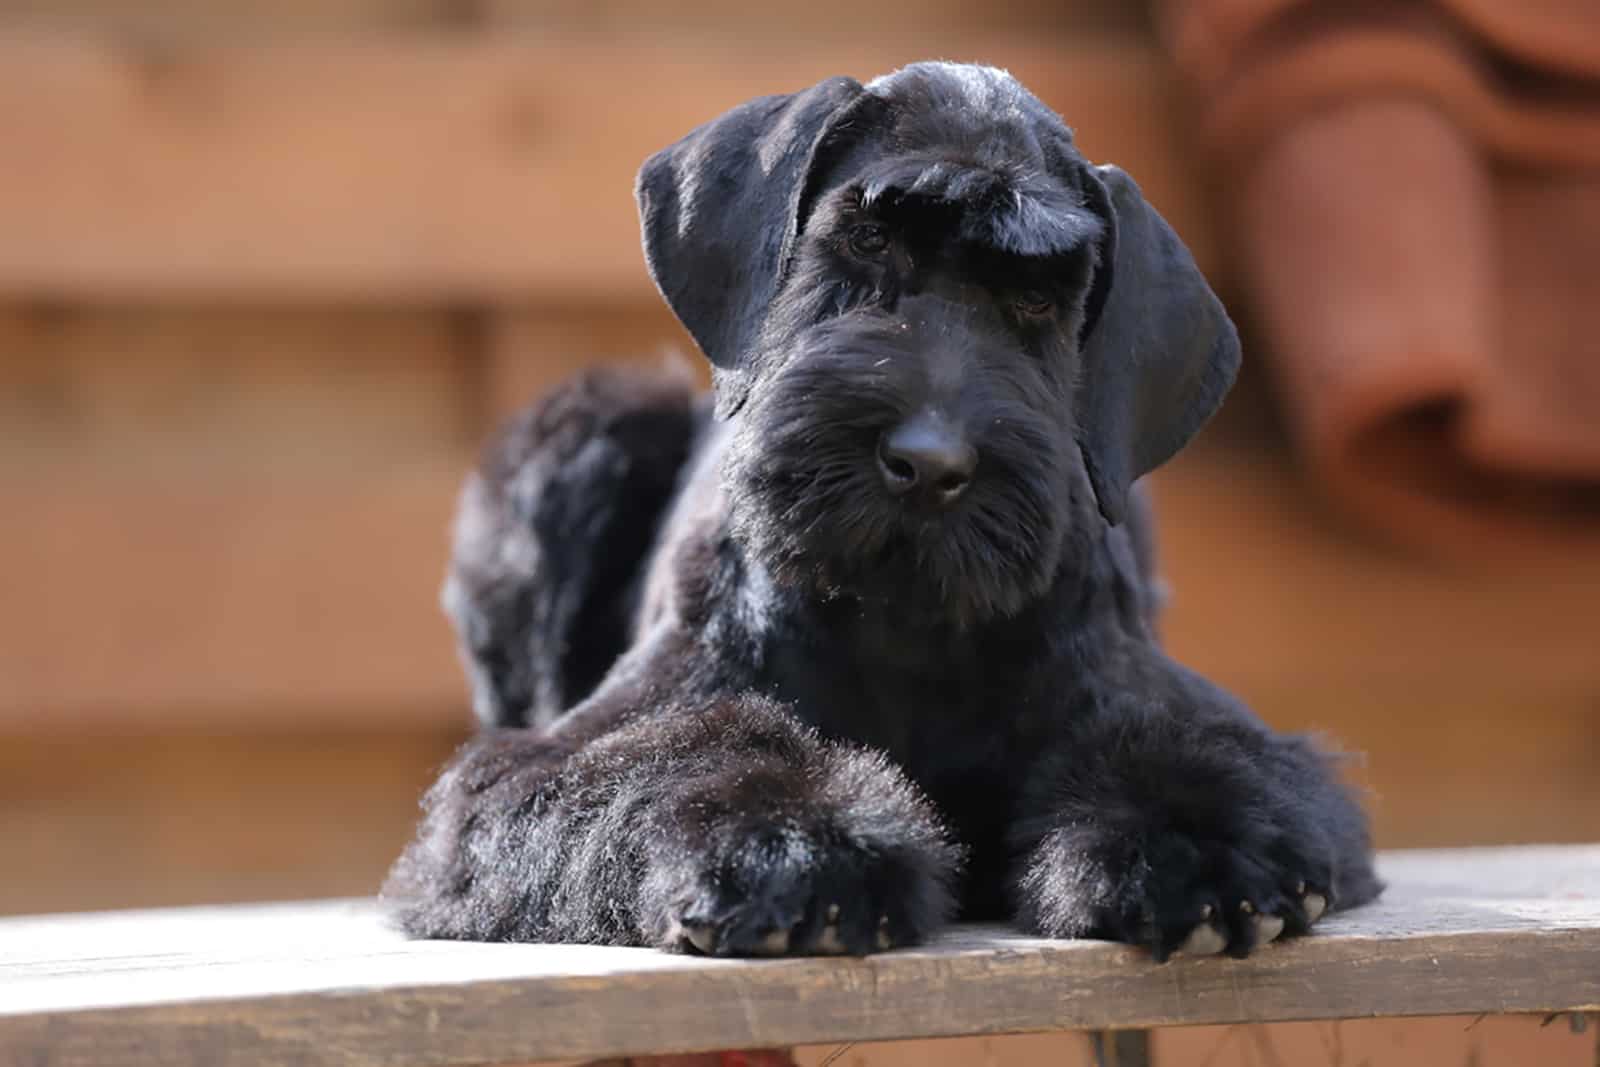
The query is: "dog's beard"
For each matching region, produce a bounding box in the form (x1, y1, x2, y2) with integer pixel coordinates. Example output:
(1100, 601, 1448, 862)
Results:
(725, 360, 1069, 629)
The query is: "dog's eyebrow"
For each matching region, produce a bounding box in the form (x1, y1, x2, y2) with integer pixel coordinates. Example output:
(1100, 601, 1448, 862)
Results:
(858, 159, 1102, 258)
(967, 182, 1102, 258)
(860, 158, 992, 209)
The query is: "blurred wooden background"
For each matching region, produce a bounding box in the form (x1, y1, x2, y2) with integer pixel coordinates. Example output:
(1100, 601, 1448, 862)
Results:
(1, 3, 1596, 1063)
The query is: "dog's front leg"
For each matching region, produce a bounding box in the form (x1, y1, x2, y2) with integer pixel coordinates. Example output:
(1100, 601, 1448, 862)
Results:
(385, 676, 960, 956)
(1010, 655, 1382, 960)
(623, 694, 962, 957)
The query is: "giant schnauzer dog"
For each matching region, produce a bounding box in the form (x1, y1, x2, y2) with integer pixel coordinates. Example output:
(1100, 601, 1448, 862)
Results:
(383, 61, 1382, 961)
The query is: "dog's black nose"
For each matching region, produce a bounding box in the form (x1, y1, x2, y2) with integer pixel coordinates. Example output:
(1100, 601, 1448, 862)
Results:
(878, 414, 977, 505)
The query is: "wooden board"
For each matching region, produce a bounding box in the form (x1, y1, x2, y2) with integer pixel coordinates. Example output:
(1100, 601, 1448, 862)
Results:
(1152, 1014, 1597, 1067)
(0, 33, 1209, 300)
(480, 0, 1151, 36)
(1148, 445, 1600, 696)
(0, 307, 480, 724)
(2, 846, 1597, 1066)
(0, 0, 466, 36)
(0, 306, 479, 471)
(0, 0, 1144, 38)
(0, 730, 466, 917)
(483, 303, 701, 423)
(0, 464, 467, 722)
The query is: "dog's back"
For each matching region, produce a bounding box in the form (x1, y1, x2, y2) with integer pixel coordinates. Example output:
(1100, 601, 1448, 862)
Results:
(446, 362, 1169, 733)
(441, 359, 709, 729)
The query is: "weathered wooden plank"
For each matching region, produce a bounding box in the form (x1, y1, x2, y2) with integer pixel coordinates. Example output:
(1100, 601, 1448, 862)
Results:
(0, 0, 468, 36)
(0, 730, 465, 917)
(0, 306, 481, 725)
(483, 303, 704, 423)
(2, 847, 1596, 1066)
(0, 33, 1209, 299)
(1153, 1014, 1598, 1067)
(792, 1031, 1102, 1067)
(1146, 445, 1600, 694)
(481, 0, 1151, 36)
(0, 0, 1144, 38)
(0, 464, 467, 723)
(0, 306, 479, 469)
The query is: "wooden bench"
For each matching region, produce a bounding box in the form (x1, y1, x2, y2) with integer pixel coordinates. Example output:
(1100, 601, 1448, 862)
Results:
(4, 845, 1597, 1067)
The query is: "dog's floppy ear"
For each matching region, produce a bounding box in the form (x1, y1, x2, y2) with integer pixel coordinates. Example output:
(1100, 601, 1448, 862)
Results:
(636, 76, 867, 417)
(1074, 163, 1241, 525)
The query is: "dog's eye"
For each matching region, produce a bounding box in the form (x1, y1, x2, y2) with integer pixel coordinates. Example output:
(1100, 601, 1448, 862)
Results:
(847, 223, 891, 258)
(1013, 290, 1054, 317)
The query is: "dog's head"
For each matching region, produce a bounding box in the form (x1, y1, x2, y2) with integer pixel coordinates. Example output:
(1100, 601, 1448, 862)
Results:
(636, 61, 1239, 625)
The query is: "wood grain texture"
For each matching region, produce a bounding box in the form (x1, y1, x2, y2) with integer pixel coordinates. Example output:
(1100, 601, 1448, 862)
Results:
(1148, 445, 1600, 697)
(483, 303, 702, 424)
(2, 847, 1597, 1066)
(0, 730, 466, 916)
(0, 307, 480, 725)
(0, 0, 1144, 38)
(0, 32, 1208, 300)
(793, 1031, 1102, 1067)
(0, 306, 479, 471)
(480, 0, 1150, 36)
(0, 464, 466, 723)
(0, 0, 469, 37)
(1152, 1014, 1598, 1067)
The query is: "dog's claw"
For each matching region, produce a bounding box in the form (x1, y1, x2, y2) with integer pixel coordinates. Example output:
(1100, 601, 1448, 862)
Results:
(876, 915, 892, 951)
(1303, 891, 1328, 924)
(1178, 922, 1227, 957)
(1253, 913, 1286, 944)
(754, 928, 791, 956)
(815, 924, 846, 955)
(825, 903, 840, 923)
(680, 921, 719, 955)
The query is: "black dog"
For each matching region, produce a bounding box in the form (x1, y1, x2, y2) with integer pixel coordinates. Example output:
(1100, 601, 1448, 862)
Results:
(383, 61, 1381, 961)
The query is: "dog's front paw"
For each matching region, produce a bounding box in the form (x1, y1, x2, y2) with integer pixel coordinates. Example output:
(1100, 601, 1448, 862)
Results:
(628, 723, 959, 957)
(648, 824, 951, 958)
(1021, 822, 1343, 962)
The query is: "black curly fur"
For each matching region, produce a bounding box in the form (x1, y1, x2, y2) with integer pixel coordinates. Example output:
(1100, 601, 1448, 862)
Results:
(386, 61, 1381, 960)
(440, 362, 707, 728)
